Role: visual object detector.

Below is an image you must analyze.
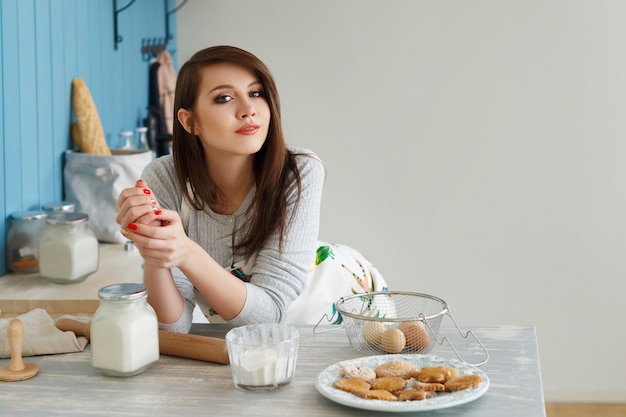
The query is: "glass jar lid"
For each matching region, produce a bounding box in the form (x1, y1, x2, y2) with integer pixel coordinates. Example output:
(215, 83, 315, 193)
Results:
(10, 210, 47, 221)
(45, 212, 88, 225)
(98, 283, 148, 301)
(42, 201, 75, 212)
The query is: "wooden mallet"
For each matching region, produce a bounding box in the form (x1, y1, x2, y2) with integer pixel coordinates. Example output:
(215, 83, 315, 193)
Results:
(0, 319, 39, 381)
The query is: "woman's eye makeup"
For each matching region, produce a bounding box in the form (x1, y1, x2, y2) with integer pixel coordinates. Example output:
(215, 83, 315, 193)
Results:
(215, 94, 233, 103)
(213, 88, 264, 103)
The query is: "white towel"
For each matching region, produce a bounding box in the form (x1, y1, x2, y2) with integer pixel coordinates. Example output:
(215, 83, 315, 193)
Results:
(0, 309, 88, 358)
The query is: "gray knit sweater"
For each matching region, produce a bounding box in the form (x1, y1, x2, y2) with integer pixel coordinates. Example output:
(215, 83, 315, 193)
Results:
(141, 147, 324, 332)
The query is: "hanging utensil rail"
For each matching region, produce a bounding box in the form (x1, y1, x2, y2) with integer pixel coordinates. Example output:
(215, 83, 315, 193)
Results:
(112, 0, 188, 57)
(140, 0, 188, 61)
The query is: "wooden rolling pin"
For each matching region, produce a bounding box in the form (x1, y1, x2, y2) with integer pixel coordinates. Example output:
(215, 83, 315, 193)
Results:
(55, 318, 229, 365)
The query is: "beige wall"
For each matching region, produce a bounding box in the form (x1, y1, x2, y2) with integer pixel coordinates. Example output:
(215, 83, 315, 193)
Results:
(177, 0, 626, 402)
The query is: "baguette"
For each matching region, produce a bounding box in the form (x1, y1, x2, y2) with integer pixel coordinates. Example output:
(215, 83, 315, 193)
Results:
(70, 122, 81, 149)
(71, 78, 111, 155)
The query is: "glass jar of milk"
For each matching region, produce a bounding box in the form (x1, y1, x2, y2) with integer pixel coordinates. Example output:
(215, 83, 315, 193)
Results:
(38, 212, 98, 284)
(91, 284, 160, 377)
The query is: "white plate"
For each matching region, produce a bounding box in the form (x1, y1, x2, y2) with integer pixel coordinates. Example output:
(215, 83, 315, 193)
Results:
(315, 354, 489, 413)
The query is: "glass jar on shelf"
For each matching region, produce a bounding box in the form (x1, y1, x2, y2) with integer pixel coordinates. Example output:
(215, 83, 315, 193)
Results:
(38, 212, 99, 284)
(6, 210, 47, 273)
(41, 201, 75, 213)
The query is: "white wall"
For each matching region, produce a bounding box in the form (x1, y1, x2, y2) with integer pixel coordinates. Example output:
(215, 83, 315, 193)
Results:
(177, 0, 626, 402)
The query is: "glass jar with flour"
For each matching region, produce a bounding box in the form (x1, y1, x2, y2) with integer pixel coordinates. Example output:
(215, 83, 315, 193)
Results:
(91, 284, 160, 377)
(38, 212, 99, 284)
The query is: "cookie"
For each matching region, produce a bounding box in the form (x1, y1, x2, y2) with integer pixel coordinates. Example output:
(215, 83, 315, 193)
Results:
(370, 376, 407, 392)
(333, 378, 370, 395)
(396, 389, 436, 401)
(416, 366, 458, 383)
(374, 361, 419, 379)
(444, 374, 482, 392)
(359, 389, 398, 401)
(339, 364, 376, 383)
(410, 380, 445, 391)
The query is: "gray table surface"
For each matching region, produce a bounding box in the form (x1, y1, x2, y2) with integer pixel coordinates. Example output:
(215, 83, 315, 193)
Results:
(0, 324, 545, 416)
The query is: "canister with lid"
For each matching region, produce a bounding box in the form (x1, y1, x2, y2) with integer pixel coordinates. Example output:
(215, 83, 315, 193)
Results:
(6, 211, 47, 273)
(38, 212, 99, 284)
(91, 284, 160, 377)
(41, 201, 75, 213)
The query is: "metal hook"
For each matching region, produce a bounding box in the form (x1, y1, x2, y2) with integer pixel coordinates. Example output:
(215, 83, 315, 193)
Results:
(113, 0, 137, 50)
(165, 0, 189, 44)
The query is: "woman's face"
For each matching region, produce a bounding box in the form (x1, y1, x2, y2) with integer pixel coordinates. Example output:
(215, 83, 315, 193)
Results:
(179, 62, 271, 160)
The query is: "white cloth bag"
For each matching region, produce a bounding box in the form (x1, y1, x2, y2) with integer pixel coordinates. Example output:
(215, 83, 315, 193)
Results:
(63, 149, 153, 243)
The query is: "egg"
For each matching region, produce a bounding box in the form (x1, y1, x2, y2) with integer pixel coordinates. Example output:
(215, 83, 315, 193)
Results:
(396, 320, 424, 332)
(401, 323, 430, 352)
(362, 321, 385, 347)
(380, 328, 406, 353)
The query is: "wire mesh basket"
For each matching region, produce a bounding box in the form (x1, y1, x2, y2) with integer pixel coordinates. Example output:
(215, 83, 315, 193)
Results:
(316, 291, 489, 366)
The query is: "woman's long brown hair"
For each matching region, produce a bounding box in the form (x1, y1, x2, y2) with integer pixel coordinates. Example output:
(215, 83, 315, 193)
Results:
(172, 45, 302, 258)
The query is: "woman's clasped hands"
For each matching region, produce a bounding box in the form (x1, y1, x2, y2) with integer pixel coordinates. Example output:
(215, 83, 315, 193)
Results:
(116, 179, 191, 269)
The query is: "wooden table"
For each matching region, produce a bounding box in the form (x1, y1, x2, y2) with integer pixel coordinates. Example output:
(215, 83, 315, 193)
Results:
(0, 324, 545, 416)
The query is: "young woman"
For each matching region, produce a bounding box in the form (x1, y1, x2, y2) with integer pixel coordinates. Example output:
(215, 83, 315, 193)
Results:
(116, 46, 325, 332)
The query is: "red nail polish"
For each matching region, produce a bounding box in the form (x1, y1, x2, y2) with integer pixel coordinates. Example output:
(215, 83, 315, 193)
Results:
(143, 189, 151, 195)
(128, 223, 138, 231)
(154, 209, 162, 215)
(135, 179, 143, 187)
